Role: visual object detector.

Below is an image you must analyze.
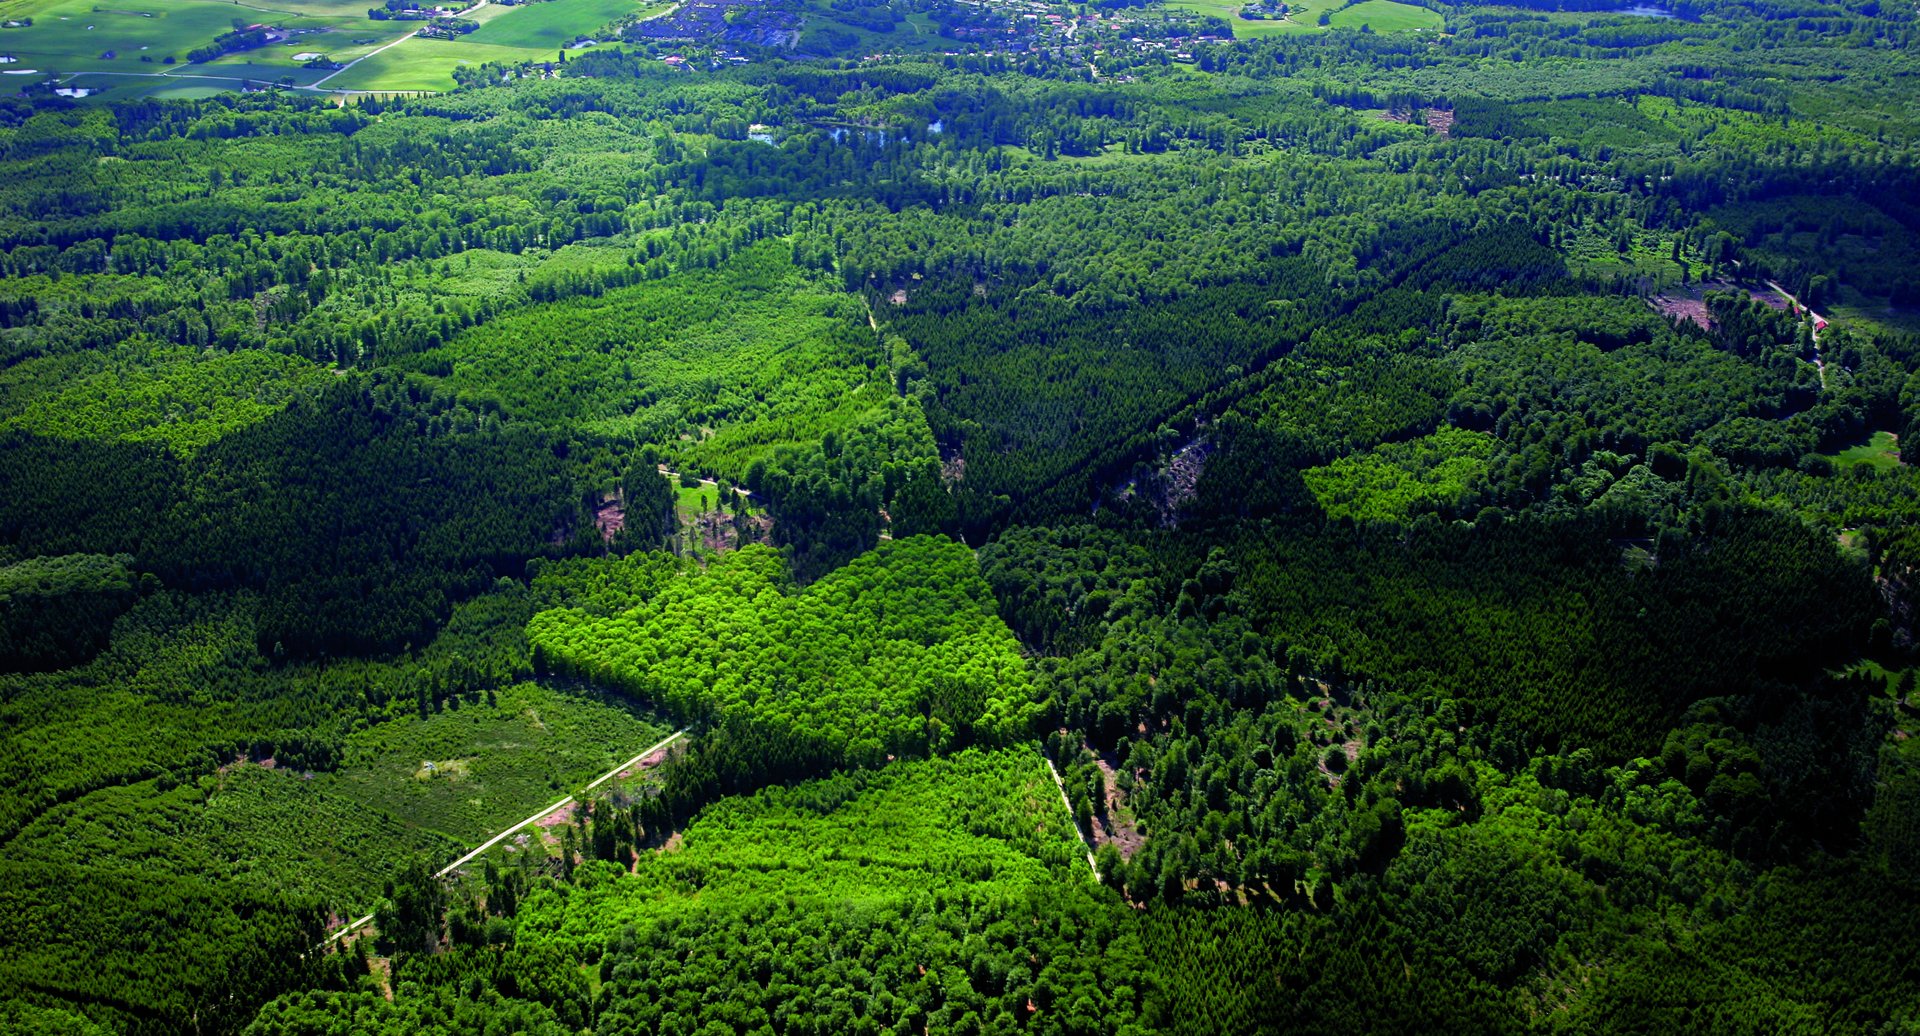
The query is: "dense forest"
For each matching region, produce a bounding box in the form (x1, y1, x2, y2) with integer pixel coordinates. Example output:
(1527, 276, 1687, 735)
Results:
(4, 0, 1920, 1031)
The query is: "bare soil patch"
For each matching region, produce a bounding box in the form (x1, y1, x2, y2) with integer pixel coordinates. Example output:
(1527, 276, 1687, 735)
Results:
(1162, 437, 1211, 512)
(938, 442, 966, 484)
(1649, 290, 1710, 329)
(695, 509, 771, 553)
(1647, 278, 1778, 330)
(533, 801, 578, 845)
(1086, 741, 1147, 860)
(1379, 106, 1453, 137)
(616, 738, 685, 781)
(593, 493, 625, 543)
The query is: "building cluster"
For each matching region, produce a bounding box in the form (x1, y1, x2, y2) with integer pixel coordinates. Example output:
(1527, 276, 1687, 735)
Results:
(621, 0, 1238, 73)
(909, 0, 1232, 64)
(627, 0, 801, 47)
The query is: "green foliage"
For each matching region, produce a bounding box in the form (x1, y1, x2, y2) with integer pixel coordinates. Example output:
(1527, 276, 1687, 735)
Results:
(5, 368, 581, 658)
(530, 537, 1040, 768)
(6, 10, 1920, 1031)
(0, 859, 324, 1036)
(1, 769, 451, 944)
(400, 242, 900, 479)
(1302, 427, 1499, 522)
(616, 465, 678, 552)
(261, 749, 1159, 1035)
(0, 552, 137, 671)
(320, 681, 669, 844)
(977, 524, 1161, 652)
(154, 375, 586, 655)
(0, 999, 114, 1036)
(529, 550, 684, 615)
(1, 345, 333, 455)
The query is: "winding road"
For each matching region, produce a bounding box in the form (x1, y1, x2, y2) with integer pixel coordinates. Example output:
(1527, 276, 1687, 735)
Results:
(326, 726, 688, 945)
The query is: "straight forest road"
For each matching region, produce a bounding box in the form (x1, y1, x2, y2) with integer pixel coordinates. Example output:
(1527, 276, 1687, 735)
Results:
(325, 726, 688, 945)
(1044, 754, 1101, 882)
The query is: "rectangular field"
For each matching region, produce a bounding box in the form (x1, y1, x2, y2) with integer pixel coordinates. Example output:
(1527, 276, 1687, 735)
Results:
(1170, 0, 1439, 34)
(465, 0, 644, 48)
(1329, 0, 1442, 31)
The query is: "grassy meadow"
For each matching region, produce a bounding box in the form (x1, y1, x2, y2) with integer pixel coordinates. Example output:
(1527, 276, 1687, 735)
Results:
(1826, 429, 1905, 473)
(1169, 0, 1442, 34)
(1329, 0, 1442, 31)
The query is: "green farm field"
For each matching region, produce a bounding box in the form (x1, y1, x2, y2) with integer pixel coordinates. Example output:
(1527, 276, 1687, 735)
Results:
(0, 0, 650, 94)
(1329, 0, 1442, 31)
(1171, 0, 1442, 34)
(465, 0, 649, 48)
(673, 477, 725, 521)
(0, 0, 388, 78)
(324, 0, 655, 90)
(89, 78, 228, 98)
(232, 0, 380, 17)
(192, 27, 412, 77)
(322, 35, 534, 90)
(56, 66, 330, 102)
(795, 2, 950, 57)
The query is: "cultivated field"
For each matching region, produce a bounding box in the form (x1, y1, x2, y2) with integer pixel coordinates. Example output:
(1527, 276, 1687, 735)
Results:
(0, 0, 400, 81)
(1329, 0, 1442, 31)
(323, 0, 661, 90)
(1, 0, 655, 97)
(1169, 0, 1437, 35)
